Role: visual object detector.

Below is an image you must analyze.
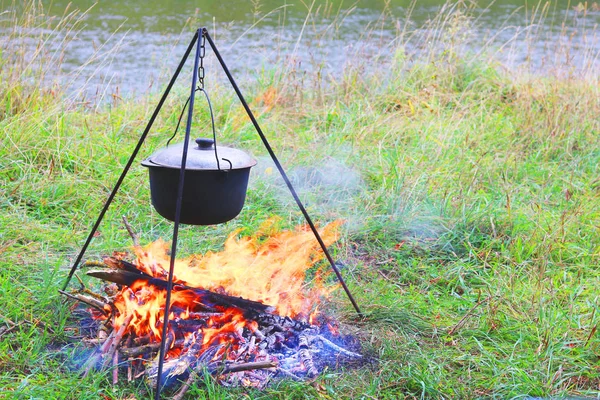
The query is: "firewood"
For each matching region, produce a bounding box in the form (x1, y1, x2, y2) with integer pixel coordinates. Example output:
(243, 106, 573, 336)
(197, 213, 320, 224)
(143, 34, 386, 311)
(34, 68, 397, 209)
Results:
(119, 338, 187, 358)
(103, 314, 133, 369)
(298, 333, 310, 348)
(172, 359, 277, 400)
(58, 290, 110, 315)
(247, 336, 256, 355)
(187, 311, 223, 318)
(171, 370, 197, 400)
(170, 347, 220, 400)
(146, 342, 203, 388)
(251, 327, 266, 341)
(146, 342, 223, 389)
(112, 350, 119, 385)
(86, 269, 273, 314)
(68, 248, 365, 391)
(102, 258, 147, 275)
(126, 335, 133, 383)
(257, 314, 310, 332)
(172, 318, 209, 330)
(275, 367, 302, 381)
(82, 325, 117, 377)
(132, 334, 151, 346)
(220, 361, 277, 374)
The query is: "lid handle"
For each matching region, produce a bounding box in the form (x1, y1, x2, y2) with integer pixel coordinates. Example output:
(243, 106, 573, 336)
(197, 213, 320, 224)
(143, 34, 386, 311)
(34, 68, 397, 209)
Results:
(195, 138, 215, 150)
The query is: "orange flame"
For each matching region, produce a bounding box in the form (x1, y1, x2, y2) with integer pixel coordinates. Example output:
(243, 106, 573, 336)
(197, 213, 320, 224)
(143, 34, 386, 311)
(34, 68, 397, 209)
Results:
(98, 219, 343, 355)
(133, 219, 342, 317)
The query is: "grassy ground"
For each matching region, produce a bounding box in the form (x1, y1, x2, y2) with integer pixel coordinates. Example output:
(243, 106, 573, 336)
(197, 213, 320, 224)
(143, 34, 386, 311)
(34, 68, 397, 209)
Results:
(1, 2, 599, 399)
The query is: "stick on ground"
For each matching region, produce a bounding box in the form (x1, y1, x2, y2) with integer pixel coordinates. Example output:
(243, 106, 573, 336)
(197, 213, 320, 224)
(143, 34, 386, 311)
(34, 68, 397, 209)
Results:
(122, 215, 140, 247)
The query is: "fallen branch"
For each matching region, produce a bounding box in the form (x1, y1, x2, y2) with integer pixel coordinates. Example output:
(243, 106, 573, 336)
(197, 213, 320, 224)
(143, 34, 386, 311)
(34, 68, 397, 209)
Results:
(122, 216, 140, 247)
(58, 290, 110, 315)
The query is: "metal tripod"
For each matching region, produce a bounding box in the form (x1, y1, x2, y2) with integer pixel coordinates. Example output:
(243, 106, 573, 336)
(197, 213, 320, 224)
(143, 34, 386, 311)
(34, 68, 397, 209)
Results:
(61, 27, 362, 399)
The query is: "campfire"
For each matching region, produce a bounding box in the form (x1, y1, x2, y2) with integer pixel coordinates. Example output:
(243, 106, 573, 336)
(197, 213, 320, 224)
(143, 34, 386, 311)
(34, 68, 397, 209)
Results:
(58, 27, 364, 399)
(63, 219, 362, 396)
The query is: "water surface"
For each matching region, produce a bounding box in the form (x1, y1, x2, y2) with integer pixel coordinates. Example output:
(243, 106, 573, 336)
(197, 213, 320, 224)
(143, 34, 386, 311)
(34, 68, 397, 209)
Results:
(29, 0, 600, 96)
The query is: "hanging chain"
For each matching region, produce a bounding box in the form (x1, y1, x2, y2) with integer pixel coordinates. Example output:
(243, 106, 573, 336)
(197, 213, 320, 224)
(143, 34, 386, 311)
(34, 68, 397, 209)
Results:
(166, 31, 206, 147)
(198, 31, 206, 89)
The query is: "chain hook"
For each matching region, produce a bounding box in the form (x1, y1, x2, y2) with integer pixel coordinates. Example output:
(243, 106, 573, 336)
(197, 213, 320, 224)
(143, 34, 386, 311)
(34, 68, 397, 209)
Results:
(198, 30, 206, 90)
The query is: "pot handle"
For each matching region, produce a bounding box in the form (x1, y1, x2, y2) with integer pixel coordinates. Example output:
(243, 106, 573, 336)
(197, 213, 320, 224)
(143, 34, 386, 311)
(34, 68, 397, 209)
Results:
(165, 87, 223, 171)
(166, 87, 200, 148)
(221, 158, 232, 172)
(199, 87, 223, 172)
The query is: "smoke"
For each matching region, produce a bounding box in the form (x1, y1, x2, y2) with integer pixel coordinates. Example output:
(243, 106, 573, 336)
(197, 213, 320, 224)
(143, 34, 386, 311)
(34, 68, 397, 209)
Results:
(251, 156, 367, 232)
(250, 155, 448, 249)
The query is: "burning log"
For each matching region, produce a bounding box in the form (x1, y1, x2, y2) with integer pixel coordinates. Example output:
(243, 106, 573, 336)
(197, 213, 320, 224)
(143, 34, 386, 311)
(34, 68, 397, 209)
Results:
(102, 257, 148, 275)
(72, 260, 364, 390)
(86, 269, 273, 314)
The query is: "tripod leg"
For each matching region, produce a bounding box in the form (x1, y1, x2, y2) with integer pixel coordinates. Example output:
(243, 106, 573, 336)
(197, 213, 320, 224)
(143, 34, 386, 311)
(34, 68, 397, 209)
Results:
(61, 31, 199, 291)
(154, 28, 204, 400)
(203, 29, 363, 317)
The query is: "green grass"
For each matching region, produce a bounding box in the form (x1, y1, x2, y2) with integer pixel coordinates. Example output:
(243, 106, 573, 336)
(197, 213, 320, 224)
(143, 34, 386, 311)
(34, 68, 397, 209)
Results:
(1, 1, 599, 399)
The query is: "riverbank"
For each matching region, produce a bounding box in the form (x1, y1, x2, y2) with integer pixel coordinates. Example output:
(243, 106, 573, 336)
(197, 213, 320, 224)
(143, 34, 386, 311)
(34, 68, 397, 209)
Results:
(1, 2, 599, 399)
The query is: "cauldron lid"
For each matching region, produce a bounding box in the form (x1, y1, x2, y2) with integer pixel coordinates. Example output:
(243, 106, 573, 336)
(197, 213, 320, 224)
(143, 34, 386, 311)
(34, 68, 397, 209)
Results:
(141, 138, 257, 170)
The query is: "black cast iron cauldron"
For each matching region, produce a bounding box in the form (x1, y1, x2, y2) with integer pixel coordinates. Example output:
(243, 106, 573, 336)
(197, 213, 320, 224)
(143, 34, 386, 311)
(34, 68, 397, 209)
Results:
(141, 138, 257, 225)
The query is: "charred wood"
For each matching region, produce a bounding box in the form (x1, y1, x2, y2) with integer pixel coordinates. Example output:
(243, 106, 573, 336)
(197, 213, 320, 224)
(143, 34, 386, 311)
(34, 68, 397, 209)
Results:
(100, 258, 148, 275)
(217, 361, 277, 374)
(86, 269, 273, 314)
(146, 342, 203, 388)
(298, 332, 318, 378)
